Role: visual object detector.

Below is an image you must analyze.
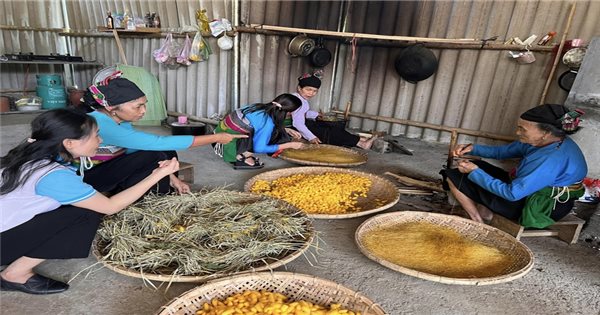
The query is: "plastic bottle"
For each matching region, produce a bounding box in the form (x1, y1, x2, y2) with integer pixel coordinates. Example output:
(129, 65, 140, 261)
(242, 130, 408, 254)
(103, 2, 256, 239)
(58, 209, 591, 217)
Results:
(153, 13, 161, 28)
(537, 31, 556, 45)
(106, 11, 114, 29)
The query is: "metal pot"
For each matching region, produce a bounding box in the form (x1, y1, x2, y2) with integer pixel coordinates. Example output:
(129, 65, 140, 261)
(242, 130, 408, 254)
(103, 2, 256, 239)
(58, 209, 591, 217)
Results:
(288, 35, 315, 57)
(309, 38, 332, 68)
(394, 44, 438, 84)
(170, 121, 207, 136)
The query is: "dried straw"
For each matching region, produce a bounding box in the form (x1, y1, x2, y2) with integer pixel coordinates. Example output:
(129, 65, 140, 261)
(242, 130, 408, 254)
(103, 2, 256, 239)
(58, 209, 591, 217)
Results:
(95, 189, 313, 278)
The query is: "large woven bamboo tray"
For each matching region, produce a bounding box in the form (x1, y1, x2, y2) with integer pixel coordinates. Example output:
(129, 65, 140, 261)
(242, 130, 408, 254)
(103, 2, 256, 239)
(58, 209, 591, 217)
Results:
(355, 211, 534, 285)
(278, 144, 368, 167)
(156, 272, 386, 315)
(244, 166, 400, 219)
(93, 192, 314, 283)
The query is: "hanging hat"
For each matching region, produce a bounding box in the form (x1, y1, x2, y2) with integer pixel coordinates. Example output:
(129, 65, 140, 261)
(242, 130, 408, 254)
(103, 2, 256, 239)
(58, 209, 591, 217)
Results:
(394, 44, 438, 83)
(298, 73, 321, 88)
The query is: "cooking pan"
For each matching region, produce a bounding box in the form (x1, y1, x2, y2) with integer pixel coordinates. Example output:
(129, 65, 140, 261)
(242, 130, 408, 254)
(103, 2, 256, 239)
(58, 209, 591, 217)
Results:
(309, 37, 332, 68)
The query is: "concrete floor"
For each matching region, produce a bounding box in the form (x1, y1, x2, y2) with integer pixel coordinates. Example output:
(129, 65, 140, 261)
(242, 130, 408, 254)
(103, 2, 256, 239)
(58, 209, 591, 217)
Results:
(1, 112, 599, 315)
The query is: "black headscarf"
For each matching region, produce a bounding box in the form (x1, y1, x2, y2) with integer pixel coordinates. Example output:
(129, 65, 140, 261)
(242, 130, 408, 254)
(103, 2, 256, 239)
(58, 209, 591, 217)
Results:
(520, 104, 570, 129)
(298, 75, 321, 89)
(85, 78, 145, 107)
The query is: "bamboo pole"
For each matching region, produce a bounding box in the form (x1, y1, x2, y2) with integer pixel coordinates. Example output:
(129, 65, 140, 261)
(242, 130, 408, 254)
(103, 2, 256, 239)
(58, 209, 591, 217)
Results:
(112, 30, 128, 66)
(250, 24, 480, 44)
(330, 109, 516, 142)
(235, 26, 556, 52)
(383, 172, 444, 192)
(540, 2, 577, 105)
(343, 101, 352, 120)
(447, 130, 458, 169)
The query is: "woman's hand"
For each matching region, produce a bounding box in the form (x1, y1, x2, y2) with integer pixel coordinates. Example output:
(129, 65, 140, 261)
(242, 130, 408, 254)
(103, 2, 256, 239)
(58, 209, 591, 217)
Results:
(285, 128, 302, 140)
(456, 159, 478, 174)
(215, 133, 248, 144)
(309, 137, 321, 144)
(153, 157, 180, 176)
(280, 141, 305, 150)
(169, 174, 191, 194)
(452, 143, 473, 157)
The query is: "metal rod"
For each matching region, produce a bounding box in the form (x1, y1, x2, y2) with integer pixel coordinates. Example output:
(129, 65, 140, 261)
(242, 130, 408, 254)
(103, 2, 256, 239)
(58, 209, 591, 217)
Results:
(330, 109, 516, 142)
(540, 2, 577, 104)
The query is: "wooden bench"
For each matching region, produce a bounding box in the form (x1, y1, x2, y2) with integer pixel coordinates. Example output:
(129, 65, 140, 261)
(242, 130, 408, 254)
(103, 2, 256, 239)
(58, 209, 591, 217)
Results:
(178, 162, 195, 183)
(489, 213, 585, 244)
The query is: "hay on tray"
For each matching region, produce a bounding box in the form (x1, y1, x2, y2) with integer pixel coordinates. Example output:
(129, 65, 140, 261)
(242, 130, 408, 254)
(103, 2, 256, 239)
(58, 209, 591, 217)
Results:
(95, 189, 313, 279)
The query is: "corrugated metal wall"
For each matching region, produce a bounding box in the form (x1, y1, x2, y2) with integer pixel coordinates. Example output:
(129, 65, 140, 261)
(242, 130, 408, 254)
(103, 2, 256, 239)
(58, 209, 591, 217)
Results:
(2, 0, 599, 144)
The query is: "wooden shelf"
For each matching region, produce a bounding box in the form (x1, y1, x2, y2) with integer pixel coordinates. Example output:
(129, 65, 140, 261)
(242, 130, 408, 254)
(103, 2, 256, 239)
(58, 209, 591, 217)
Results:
(1, 60, 102, 66)
(97, 26, 160, 34)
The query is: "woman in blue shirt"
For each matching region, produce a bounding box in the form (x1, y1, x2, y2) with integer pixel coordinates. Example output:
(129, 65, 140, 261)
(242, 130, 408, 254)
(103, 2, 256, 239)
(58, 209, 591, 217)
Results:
(81, 75, 245, 194)
(214, 93, 305, 169)
(0, 109, 179, 295)
(444, 104, 587, 228)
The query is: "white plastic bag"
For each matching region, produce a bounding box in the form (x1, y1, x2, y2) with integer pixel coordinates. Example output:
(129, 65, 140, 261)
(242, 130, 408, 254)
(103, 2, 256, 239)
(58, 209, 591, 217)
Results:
(153, 33, 174, 64)
(177, 34, 192, 66)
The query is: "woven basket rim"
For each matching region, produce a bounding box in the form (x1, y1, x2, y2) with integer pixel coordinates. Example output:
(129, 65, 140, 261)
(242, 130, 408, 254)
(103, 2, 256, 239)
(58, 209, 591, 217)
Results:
(155, 271, 387, 315)
(93, 192, 315, 283)
(355, 211, 535, 285)
(243, 166, 400, 219)
(279, 144, 368, 167)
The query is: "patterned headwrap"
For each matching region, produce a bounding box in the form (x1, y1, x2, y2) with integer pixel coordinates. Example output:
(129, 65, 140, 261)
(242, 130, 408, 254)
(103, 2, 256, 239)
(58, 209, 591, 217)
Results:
(520, 104, 584, 132)
(85, 72, 145, 108)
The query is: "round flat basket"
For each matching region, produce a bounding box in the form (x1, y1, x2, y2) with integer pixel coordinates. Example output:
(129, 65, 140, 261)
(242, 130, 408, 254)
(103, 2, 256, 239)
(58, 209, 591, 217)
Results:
(93, 191, 314, 283)
(244, 167, 400, 219)
(156, 272, 386, 315)
(355, 211, 534, 285)
(279, 144, 367, 167)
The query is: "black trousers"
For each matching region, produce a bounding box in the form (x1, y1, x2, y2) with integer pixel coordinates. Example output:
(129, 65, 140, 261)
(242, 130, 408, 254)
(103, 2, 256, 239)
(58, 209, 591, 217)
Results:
(305, 120, 360, 147)
(83, 150, 176, 195)
(1, 206, 103, 265)
(445, 160, 573, 221)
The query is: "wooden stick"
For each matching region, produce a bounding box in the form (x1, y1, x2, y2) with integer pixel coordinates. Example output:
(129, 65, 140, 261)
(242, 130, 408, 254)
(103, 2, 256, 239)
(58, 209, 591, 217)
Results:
(539, 2, 576, 105)
(113, 29, 128, 65)
(447, 130, 458, 169)
(250, 24, 480, 44)
(384, 172, 445, 192)
(343, 101, 352, 120)
(331, 109, 516, 142)
(236, 26, 556, 52)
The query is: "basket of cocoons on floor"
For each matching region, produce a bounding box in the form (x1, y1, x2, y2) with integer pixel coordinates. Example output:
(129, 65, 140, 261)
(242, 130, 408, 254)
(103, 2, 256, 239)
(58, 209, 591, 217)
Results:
(155, 272, 386, 315)
(245, 166, 400, 219)
(278, 144, 368, 167)
(93, 189, 314, 283)
(355, 211, 534, 285)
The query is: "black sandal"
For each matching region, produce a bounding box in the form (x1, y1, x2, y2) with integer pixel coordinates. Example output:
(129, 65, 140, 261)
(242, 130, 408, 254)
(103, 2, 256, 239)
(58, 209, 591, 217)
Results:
(232, 155, 264, 170)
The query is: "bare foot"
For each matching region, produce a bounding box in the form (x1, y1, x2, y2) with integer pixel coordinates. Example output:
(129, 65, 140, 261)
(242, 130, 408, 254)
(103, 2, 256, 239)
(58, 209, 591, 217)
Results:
(357, 135, 378, 150)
